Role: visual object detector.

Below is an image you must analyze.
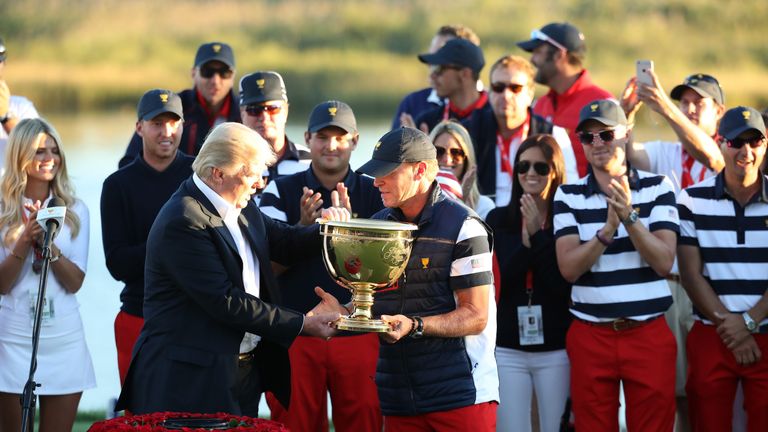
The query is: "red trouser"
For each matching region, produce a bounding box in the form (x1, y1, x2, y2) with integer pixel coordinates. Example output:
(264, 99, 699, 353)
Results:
(567, 317, 677, 432)
(114, 310, 143, 385)
(686, 321, 768, 432)
(384, 401, 497, 432)
(266, 333, 381, 432)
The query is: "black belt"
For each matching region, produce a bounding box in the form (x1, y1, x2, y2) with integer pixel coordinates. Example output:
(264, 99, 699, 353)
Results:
(576, 316, 661, 332)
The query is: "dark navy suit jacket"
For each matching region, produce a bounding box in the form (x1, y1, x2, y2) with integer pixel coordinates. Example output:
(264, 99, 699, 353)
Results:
(116, 177, 319, 414)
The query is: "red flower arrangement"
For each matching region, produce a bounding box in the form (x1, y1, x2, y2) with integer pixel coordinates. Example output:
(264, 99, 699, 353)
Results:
(87, 412, 288, 432)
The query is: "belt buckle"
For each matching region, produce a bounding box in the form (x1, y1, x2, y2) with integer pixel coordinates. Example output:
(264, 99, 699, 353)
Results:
(612, 318, 629, 331)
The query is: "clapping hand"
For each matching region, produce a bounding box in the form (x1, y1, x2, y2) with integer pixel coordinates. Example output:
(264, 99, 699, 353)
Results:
(606, 177, 632, 223)
(299, 186, 324, 226)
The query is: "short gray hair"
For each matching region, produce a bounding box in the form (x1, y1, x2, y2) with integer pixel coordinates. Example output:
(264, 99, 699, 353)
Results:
(192, 122, 276, 178)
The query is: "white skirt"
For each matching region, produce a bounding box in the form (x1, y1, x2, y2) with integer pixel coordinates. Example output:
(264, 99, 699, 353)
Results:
(0, 308, 96, 395)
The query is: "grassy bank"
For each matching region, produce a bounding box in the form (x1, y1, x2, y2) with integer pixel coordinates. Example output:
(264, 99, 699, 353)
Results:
(2, 0, 767, 116)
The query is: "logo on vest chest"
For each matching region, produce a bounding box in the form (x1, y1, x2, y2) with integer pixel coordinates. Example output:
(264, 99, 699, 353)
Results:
(421, 257, 429, 269)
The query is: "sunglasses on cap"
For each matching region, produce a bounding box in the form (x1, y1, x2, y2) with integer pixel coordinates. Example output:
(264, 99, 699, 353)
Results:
(244, 104, 283, 116)
(430, 64, 462, 75)
(515, 160, 551, 176)
(530, 29, 567, 52)
(435, 147, 466, 162)
(490, 82, 525, 94)
(199, 64, 234, 79)
(725, 135, 766, 149)
(578, 129, 617, 145)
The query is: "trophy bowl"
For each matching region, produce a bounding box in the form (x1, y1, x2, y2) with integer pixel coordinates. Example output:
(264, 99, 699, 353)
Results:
(319, 218, 418, 332)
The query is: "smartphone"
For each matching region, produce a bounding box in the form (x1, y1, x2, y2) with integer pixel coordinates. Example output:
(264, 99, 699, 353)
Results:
(636, 60, 654, 86)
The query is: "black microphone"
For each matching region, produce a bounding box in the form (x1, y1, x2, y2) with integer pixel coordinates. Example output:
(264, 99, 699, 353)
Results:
(36, 197, 67, 241)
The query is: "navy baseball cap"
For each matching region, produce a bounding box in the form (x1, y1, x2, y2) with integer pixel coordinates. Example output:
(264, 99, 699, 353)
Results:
(718, 106, 766, 140)
(194, 42, 235, 69)
(357, 127, 436, 177)
(418, 38, 485, 74)
(670, 73, 724, 105)
(576, 99, 627, 131)
(308, 100, 357, 134)
(137, 89, 184, 121)
(239, 71, 288, 106)
(517, 22, 586, 53)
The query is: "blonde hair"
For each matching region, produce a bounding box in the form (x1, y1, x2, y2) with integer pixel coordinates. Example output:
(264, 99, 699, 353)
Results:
(489, 55, 536, 84)
(192, 122, 276, 179)
(429, 120, 482, 210)
(0, 118, 80, 247)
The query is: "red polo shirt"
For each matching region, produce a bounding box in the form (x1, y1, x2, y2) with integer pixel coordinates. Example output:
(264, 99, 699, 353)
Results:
(533, 70, 613, 177)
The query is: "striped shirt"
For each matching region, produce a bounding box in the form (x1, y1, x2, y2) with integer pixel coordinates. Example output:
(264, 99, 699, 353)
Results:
(677, 172, 768, 326)
(553, 168, 679, 322)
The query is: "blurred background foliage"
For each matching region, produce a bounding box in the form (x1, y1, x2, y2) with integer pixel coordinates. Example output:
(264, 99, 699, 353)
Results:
(2, 0, 767, 119)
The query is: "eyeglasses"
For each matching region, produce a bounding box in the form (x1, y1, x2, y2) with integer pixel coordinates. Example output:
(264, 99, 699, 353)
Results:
(578, 129, 616, 145)
(244, 104, 283, 116)
(435, 147, 465, 162)
(530, 29, 568, 52)
(515, 160, 551, 176)
(726, 136, 766, 149)
(430, 64, 462, 75)
(199, 64, 234, 79)
(490, 82, 525, 94)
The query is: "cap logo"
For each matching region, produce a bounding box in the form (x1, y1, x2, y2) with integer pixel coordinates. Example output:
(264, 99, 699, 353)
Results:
(590, 104, 599, 112)
(212, 44, 221, 53)
(159, 94, 169, 103)
(743, 110, 751, 120)
(328, 107, 337, 117)
(374, 141, 382, 150)
(256, 79, 265, 89)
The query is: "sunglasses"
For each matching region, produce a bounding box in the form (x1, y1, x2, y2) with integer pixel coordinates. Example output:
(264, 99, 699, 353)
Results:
(726, 136, 766, 149)
(530, 29, 568, 52)
(435, 147, 465, 161)
(490, 82, 525, 94)
(244, 104, 283, 116)
(515, 160, 551, 176)
(578, 129, 616, 145)
(430, 64, 462, 75)
(199, 64, 234, 79)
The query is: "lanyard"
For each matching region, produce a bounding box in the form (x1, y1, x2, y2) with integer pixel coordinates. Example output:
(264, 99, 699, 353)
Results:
(496, 120, 530, 176)
(681, 150, 706, 188)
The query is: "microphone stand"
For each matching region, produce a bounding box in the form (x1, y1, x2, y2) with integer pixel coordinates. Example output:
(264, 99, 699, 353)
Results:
(20, 228, 56, 432)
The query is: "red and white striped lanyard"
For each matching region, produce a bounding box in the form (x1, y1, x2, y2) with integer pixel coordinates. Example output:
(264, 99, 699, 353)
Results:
(496, 120, 530, 176)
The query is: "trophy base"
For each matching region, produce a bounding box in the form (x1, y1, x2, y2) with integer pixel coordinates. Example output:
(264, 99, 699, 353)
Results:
(334, 316, 390, 333)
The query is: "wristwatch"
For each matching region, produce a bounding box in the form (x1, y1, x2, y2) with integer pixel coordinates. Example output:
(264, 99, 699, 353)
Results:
(0, 113, 9, 125)
(743, 312, 758, 333)
(409, 316, 424, 339)
(622, 209, 639, 226)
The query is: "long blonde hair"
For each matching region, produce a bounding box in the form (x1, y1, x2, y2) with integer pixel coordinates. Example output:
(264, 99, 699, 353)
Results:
(0, 118, 80, 247)
(429, 120, 482, 210)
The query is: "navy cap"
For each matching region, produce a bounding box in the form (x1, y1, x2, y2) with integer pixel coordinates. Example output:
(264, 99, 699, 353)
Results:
(239, 71, 287, 106)
(137, 89, 184, 121)
(718, 106, 766, 141)
(308, 100, 357, 134)
(576, 99, 627, 131)
(0, 37, 6, 62)
(670, 73, 724, 105)
(194, 42, 235, 68)
(418, 38, 485, 74)
(516, 22, 586, 53)
(357, 127, 436, 177)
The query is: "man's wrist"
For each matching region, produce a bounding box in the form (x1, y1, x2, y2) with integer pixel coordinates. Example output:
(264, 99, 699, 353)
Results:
(596, 228, 614, 247)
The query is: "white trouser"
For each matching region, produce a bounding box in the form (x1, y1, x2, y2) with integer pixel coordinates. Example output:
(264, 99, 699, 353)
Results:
(496, 347, 570, 432)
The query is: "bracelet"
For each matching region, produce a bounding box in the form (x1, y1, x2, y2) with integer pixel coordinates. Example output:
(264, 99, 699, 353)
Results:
(9, 250, 25, 261)
(407, 317, 417, 337)
(595, 229, 614, 247)
(50, 253, 61, 263)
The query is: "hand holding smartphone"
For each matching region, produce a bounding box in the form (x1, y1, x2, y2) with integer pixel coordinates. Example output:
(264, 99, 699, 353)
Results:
(636, 60, 654, 86)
